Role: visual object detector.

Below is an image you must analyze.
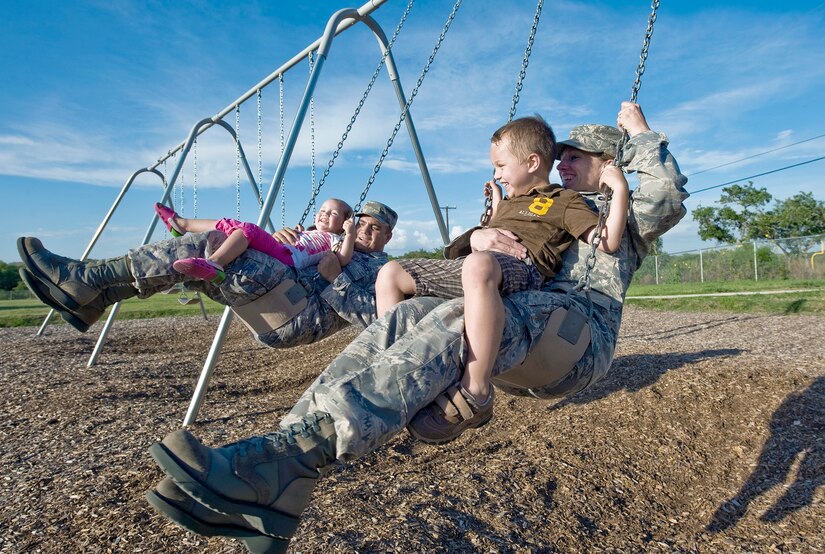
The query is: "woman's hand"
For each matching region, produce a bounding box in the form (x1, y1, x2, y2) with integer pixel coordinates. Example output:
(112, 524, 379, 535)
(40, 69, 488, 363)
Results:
(600, 164, 629, 198)
(617, 102, 650, 137)
(470, 227, 527, 259)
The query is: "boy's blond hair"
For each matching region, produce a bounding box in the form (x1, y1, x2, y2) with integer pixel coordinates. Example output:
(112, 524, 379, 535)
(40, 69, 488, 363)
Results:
(490, 115, 556, 169)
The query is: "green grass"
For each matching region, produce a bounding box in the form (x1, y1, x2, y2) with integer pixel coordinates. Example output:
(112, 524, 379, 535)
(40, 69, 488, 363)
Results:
(0, 293, 228, 328)
(626, 278, 825, 315)
(2, 278, 824, 328)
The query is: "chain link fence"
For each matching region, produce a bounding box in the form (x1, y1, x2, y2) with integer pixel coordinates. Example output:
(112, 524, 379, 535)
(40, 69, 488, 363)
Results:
(2, 289, 35, 301)
(634, 234, 825, 285)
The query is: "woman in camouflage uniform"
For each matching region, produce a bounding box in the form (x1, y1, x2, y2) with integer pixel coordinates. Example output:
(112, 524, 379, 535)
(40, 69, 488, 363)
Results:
(146, 102, 689, 553)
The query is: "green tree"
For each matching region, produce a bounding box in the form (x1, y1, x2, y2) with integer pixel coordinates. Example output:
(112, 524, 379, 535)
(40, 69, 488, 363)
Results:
(392, 247, 444, 260)
(0, 262, 22, 291)
(693, 182, 773, 243)
(693, 183, 825, 255)
(764, 192, 825, 254)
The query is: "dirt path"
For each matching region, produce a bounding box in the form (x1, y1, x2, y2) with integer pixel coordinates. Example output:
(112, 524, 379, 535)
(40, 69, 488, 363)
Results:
(1, 307, 823, 553)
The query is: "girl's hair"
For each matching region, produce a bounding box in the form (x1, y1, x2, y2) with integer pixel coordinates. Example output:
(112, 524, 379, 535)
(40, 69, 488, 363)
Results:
(327, 198, 353, 219)
(490, 115, 556, 167)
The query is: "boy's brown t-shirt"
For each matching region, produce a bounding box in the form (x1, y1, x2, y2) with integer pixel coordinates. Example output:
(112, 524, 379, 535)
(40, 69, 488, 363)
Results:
(488, 183, 599, 278)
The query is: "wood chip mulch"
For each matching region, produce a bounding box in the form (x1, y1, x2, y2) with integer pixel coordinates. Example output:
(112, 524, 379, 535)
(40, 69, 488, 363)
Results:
(1, 306, 823, 553)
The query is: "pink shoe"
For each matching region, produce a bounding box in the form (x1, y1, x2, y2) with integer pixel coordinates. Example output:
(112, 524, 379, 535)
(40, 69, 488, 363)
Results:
(172, 258, 225, 284)
(154, 203, 185, 237)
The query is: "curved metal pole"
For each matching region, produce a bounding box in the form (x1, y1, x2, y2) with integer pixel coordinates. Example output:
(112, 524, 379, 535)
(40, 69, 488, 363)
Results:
(184, 6, 444, 426)
(88, 118, 272, 366)
(360, 15, 449, 243)
(35, 167, 166, 336)
(148, 0, 389, 173)
(184, 9, 357, 426)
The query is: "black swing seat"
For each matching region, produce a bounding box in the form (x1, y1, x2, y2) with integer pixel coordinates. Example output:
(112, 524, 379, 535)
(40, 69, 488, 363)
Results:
(231, 279, 308, 335)
(491, 306, 591, 390)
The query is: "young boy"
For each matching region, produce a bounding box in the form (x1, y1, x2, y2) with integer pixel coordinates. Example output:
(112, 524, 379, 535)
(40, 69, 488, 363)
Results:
(375, 115, 629, 435)
(154, 197, 356, 284)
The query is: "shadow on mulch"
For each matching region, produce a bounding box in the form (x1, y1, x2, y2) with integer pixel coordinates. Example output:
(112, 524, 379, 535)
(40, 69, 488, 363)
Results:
(550, 348, 743, 410)
(707, 375, 825, 532)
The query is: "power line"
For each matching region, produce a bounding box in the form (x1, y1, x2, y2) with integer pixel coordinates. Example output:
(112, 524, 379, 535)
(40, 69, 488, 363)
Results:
(686, 133, 825, 177)
(689, 155, 825, 195)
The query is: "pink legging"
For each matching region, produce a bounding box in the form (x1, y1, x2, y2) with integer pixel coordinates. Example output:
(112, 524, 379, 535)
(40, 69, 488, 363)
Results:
(214, 218, 294, 267)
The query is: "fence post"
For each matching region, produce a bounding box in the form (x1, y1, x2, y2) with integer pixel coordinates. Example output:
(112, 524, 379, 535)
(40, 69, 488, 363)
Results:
(654, 255, 659, 285)
(699, 249, 704, 283)
(753, 240, 758, 281)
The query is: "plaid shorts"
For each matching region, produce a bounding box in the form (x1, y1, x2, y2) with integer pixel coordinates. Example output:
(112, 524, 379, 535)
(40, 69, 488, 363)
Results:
(396, 252, 545, 299)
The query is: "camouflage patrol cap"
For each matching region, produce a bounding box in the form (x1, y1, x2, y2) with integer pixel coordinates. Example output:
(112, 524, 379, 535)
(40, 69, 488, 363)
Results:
(556, 124, 624, 159)
(357, 201, 398, 230)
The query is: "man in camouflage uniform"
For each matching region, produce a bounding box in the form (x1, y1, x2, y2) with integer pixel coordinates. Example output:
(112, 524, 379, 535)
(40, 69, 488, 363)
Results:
(146, 102, 689, 553)
(18, 201, 397, 348)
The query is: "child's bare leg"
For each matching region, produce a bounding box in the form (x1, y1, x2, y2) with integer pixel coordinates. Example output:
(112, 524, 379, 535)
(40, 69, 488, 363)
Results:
(176, 218, 220, 233)
(461, 252, 504, 402)
(209, 230, 250, 267)
(375, 261, 417, 317)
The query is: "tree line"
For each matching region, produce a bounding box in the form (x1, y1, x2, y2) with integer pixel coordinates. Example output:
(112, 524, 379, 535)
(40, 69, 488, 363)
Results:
(693, 182, 825, 255)
(0, 262, 25, 291)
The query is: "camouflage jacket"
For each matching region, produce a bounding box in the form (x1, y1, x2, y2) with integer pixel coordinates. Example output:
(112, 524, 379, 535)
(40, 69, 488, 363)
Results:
(129, 232, 387, 348)
(423, 130, 687, 393)
(250, 249, 388, 347)
(283, 131, 688, 457)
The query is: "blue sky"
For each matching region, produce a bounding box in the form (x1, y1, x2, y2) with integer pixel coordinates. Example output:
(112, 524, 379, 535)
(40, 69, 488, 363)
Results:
(2, 0, 824, 262)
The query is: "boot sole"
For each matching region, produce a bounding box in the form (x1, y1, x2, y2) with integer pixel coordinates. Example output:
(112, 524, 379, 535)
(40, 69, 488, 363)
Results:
(19, 268, 90, 332)
(148, 442, 301, 541)
(146, 490, 288, 554)
(17, 237, 82, 311)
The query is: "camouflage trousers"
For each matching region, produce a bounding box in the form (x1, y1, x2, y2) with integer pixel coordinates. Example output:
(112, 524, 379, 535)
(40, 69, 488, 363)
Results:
(282, 288, 621, 461)
(127, 231, 347, 348)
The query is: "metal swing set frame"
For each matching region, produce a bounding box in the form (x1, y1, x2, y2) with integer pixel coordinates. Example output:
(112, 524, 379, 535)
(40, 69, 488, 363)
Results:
(34, 0, 662, 424)
(34, 0, 458, 424)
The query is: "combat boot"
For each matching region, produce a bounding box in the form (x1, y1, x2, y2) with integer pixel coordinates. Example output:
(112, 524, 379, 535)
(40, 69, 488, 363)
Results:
(149, 412, 337, 543)
(18, 237, 133, 311)
(147, 477, 288, 553)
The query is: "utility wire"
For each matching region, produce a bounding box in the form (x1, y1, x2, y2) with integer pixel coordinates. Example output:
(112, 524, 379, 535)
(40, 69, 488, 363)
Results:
(686, 133, 825, 177)
(689, 155, 825, 194)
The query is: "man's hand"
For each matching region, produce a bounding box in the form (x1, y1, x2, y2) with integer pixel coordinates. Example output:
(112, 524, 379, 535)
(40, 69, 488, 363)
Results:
(271, 224, 304, 246)
(470, 227, 527, 259)
(317, 251, 343, 282)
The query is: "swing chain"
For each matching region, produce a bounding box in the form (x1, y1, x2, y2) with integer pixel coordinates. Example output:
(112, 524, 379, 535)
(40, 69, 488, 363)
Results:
(235, 104, 241, 220)
(574, 0, 659, 301)
(571, 193, 610, 311)
(309, 52, 317, 218)
(615, 0, 659, 164)
(481, 0, 544, 227)
(257, 88, 263, 205)
(193, 137, 198, 218)
(279, 74, 286, 227)
(297, 0, 415, 227)
(508, 0, 544, 123)
(354, 0, 463, 215)
(480, 198, 493, 226)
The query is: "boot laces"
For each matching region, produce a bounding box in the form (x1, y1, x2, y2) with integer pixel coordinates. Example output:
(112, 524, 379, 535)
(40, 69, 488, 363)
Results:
(230, 413, 332, 456)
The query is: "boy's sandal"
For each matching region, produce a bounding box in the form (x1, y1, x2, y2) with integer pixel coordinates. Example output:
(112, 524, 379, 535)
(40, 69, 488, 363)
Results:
(154, 202, 185, 237)
(407, 384, 494, 445)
